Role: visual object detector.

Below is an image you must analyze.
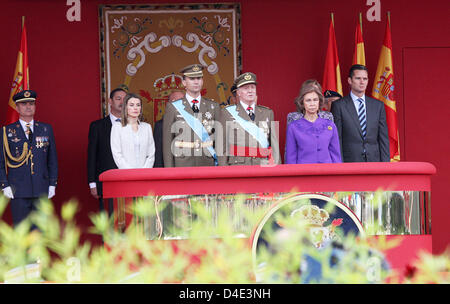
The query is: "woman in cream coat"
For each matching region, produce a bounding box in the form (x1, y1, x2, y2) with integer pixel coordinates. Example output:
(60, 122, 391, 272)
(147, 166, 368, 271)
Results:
(111, 93, 155, 169)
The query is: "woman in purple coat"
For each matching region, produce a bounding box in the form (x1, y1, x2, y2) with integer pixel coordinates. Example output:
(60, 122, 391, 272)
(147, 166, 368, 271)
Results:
(285, 83, 342, 164)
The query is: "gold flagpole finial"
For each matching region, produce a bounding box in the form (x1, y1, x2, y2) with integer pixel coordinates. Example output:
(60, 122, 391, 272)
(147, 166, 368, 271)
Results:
(359, 12, 363, 34)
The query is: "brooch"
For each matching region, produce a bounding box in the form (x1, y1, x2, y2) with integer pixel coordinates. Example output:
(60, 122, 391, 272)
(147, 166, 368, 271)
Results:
(328, 126, 333, 130)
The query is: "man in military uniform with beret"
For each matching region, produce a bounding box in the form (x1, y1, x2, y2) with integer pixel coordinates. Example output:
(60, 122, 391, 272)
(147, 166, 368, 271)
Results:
(162, 64, 221, 167)
(219, 72, 280, 166)
(0, 90, 58, 226)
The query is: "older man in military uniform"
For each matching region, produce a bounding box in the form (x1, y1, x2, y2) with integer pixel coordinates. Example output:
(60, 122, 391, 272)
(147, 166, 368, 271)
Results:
(0, 90, 58, 226)
(219, 72, 280, 166)
(162, 64, 221, 167)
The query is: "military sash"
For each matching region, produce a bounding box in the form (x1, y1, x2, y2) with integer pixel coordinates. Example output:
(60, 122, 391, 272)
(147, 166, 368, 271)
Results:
(172, 100, 218, 166)
(226, 105, 269, 148)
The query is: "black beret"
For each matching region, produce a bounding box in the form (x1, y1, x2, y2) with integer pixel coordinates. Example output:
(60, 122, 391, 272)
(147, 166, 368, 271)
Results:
(324, 90, 342, 99)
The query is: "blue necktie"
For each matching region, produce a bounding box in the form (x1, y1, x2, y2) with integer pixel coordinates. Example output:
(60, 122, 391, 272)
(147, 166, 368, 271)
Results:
(357, 98, 367, 138)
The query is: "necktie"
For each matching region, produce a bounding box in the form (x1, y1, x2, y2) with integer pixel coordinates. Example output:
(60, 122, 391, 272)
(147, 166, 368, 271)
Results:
(357, 98, 367, 138)
(25, 123, 33, 142)
(116, 118, 121, 122)
(192, 99, 199, 113)
(247, 106, 255, 121)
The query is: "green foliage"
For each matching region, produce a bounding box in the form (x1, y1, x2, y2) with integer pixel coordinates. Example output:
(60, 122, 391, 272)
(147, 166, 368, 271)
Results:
(0, 193, 448, 283)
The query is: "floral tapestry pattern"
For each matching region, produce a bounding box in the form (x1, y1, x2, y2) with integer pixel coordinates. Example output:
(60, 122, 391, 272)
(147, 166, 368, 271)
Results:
(99, 3, 242, 126)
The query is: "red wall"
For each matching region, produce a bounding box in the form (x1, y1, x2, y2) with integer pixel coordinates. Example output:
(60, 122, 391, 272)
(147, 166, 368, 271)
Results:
(0, 0, 449, 253)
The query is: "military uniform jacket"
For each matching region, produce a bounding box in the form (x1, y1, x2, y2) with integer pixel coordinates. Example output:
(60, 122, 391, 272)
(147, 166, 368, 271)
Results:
(219, 103, 281, 166)
(0, 121, 58, 198)
(162, 97, 221, 167)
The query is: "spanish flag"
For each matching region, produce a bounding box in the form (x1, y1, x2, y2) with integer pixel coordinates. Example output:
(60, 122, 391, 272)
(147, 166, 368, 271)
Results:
(352, 13, 366, 66)
(322, 14, 343, 96)
(6, 18, 29, 125)
(372, 14, 400, 161)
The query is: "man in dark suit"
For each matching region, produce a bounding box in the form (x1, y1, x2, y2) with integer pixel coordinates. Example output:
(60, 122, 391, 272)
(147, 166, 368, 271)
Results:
(0, 90, 58, 226)
(331, 64, 390, 162)
(153, 90, 185, 168)
(87, 87, 126, 213)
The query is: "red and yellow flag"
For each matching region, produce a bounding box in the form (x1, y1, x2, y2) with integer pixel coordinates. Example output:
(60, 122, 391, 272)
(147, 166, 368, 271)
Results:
(322, 14, 343, 96)
(6, 19, 29, 125)
(352, 13, 366, 66)
(372, 15, 400, 161)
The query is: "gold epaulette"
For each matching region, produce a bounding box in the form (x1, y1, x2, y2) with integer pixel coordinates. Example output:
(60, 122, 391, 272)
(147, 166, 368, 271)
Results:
(2, 126, 33, 174)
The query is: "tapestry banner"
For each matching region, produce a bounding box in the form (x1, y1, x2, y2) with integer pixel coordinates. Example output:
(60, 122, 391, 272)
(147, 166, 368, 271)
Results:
(99, 3, 242, 125)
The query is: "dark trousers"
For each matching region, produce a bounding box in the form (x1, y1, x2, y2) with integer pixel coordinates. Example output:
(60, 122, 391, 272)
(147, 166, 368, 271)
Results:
(10, 197, 39, 227)
(99, 197, 114, 217)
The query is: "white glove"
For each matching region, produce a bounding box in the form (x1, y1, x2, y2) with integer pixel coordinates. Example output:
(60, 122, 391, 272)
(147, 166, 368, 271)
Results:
(2, 186, 14, 199)
(48, 186, 56, 199)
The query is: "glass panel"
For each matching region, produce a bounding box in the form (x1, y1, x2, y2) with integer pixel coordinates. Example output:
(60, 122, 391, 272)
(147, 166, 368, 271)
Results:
(126, 190, 431, 240)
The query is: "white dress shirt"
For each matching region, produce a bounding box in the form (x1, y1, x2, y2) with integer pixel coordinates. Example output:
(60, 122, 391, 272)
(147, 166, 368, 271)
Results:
(110, 121, 155, 169)
(350, 91, 366, 117)
(185, 93, 202, 111)
(109, 113, 120, 124)
(240, 101, 256, 115)
(19, 119, 34, 139)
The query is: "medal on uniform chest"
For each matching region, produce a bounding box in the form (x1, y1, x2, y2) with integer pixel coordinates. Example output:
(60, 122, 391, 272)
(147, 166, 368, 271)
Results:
(204, 111, 212, 120)
(36, 137, 44, 148)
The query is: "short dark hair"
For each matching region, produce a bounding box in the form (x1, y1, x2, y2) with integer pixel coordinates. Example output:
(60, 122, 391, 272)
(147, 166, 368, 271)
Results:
(109, 87, 127, 99)
(348, 64, 368, 78)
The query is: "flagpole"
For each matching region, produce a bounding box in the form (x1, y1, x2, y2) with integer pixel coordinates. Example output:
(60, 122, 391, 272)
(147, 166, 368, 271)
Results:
(359, 12, 363, 35)
(21, 16, 29, 90)
(387, 11, 391, 28)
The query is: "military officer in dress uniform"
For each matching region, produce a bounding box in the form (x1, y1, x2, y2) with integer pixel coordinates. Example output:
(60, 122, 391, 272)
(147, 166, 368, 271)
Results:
(162, 64, 221, 167)
(219, 72, 281, 166)
(0, 90, 58, 226)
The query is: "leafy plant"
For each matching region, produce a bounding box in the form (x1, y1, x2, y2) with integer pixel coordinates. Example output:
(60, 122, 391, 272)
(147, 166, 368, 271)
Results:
(0, 193, 448, 283)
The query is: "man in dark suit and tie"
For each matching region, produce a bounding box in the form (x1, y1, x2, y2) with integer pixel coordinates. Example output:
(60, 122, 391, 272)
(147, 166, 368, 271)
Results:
(153, 90, 185, 168)
(331, 64, 390, 162)
(0, 90, 58, 226)
(87, 87, 126, 213)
